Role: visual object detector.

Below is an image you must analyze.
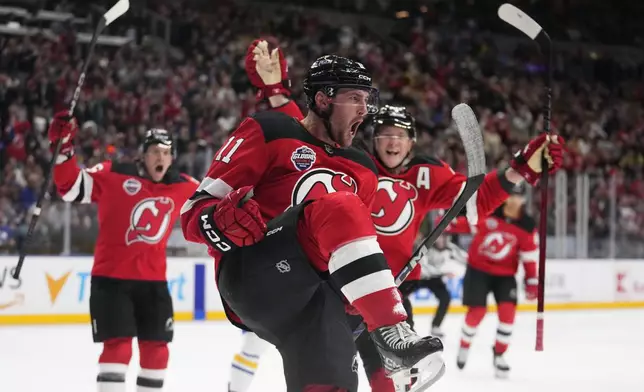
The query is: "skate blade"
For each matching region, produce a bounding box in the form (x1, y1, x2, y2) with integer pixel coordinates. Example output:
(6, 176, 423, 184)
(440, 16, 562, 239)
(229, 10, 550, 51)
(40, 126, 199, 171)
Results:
(495, 368, 510, 379)
(390, 352, 445, 390)
(404, 362, 446, 392)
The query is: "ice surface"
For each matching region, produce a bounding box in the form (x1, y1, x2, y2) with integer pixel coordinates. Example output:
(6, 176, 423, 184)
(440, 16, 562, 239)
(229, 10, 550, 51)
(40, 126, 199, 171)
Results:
(1, 309, 642, 391)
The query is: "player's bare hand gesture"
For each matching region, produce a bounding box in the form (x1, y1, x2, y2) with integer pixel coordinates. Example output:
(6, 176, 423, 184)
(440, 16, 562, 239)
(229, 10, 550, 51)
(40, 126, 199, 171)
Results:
(251, 40, 281, 86)
(245, 37, 290, 100)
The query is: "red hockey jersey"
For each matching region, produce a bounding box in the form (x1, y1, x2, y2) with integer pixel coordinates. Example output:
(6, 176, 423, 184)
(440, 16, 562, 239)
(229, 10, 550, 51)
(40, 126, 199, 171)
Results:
(54, 158, 199, 281)
(372, 157, 517, 280)
(444, 208, 538, 278)
(180, 109, 379, 265)
(267, 101, 517, 281)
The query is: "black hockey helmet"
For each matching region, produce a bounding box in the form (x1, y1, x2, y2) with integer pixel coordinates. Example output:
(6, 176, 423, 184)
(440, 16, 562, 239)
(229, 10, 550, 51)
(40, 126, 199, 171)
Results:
(141, 128, 175, 158)
(372, 105, 416, 140)
(303, 55, 379, 114)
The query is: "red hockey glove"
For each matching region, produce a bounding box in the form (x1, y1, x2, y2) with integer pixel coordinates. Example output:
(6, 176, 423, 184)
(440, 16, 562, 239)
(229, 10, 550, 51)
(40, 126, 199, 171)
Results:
(510, 133, 565, 185)
(48, 110, 77, 158)
(198, 186, 267, 252)
(245, 37, 291, 100)
(524, 277, 539, 301)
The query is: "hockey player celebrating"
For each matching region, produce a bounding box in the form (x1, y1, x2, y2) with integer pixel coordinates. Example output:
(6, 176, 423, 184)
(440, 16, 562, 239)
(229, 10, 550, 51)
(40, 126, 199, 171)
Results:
(49, 113, 199, 392)
(222, 39, 565, 392)
(181, 54, 445, 392)
(442, 185, 538, 378)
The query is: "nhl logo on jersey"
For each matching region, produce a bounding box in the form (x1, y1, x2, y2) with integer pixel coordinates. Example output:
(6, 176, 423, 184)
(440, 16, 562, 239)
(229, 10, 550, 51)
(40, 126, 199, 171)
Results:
(291, 146, 316, 171)
(123, 178, 142, 196)
(486, 218, 498, 230)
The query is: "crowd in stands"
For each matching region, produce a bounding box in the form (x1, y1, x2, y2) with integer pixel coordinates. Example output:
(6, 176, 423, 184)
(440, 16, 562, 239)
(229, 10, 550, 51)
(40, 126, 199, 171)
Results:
(1, 0, 643, 256)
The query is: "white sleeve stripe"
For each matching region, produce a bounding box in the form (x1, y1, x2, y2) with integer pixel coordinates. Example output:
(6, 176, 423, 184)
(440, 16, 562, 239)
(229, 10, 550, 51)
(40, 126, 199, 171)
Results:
(80, 171, 93, 204)
(329, 237, 382, 274)
(60, 171, 83, 202)
(180, 177, 233, 215)
(340, 270, 396, 303)
(198, 177, 233, 198)
(139, 368, 166, 379)
(520, 249, 538, 263)
(180, 195, 212, 215)
(61, 170, 94, 204)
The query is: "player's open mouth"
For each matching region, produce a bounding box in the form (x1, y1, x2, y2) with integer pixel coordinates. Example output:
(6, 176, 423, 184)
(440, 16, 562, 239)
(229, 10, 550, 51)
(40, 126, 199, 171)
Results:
(155, 165, 164, 173)
(350, 120, 362, 136)
(386, 150, 400, 157)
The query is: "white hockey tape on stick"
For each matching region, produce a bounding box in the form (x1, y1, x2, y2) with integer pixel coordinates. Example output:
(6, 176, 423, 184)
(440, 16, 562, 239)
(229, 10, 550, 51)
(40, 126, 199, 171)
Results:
(498, 3, 542, 40)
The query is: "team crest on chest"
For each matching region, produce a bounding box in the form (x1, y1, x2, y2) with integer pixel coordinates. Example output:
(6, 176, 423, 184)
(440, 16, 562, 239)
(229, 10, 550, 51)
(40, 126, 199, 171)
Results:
(123, 178, 142, 196)
(126, 197, 175, 245)
(372, 177, 418, 236)
(291, 168, 358, 207)
(291, 146, 317, 171)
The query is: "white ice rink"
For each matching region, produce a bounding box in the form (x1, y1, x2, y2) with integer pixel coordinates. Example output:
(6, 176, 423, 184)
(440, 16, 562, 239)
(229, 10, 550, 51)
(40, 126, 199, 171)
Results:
(1, 309, 642, 392)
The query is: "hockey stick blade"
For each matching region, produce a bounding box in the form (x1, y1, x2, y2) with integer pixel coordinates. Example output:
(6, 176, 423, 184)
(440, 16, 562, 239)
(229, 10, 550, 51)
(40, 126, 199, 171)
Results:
(397, 103, 486, 285)
(104, 0, 130, 26)
(12, 0, 130, 280)
(498, 3, 551, 53)
(498, 3, 542, 39)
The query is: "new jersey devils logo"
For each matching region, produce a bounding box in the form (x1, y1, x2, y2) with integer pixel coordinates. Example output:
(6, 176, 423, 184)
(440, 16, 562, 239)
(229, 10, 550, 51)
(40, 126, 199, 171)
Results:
(291, 168, 358, 207)
(372, 178, 418, 236)
(478, 231, 518, 261)
(126, 197, 175, 245)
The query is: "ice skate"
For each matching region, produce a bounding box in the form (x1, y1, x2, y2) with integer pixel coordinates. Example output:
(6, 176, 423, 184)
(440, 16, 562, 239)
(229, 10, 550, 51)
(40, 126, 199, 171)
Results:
(456, 346, 469, 370)
(370, 321, 445, 391)
(493, 348, 510, 379)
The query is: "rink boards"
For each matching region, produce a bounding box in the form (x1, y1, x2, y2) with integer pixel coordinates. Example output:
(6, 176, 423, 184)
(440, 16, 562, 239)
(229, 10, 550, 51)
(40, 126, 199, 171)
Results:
(0, 256, 643, 324)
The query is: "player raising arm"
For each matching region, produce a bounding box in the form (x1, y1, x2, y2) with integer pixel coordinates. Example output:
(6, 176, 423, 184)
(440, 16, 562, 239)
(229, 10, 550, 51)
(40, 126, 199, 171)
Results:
(49, 114, 198, 392)
(236, 39, 565, 392)
(181, 55, 444, 392)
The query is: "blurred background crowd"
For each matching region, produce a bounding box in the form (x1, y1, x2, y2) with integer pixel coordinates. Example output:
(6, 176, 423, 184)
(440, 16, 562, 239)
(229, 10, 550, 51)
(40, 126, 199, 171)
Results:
(1, 0, 643, 257)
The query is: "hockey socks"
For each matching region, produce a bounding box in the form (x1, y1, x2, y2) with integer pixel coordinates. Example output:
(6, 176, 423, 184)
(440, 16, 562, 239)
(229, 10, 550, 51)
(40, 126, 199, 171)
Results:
(460, 306, 486, 348)
(137, 341, 168, 391)
(229, 332, 271, 392)
(494, 302, 516, 355)
(329, 237, 406, 330)
(98, 338, 132, 392)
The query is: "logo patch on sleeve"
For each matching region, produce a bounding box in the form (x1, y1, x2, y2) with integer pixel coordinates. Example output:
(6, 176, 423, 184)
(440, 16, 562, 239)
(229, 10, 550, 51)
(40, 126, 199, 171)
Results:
(291, 146, 317, 171)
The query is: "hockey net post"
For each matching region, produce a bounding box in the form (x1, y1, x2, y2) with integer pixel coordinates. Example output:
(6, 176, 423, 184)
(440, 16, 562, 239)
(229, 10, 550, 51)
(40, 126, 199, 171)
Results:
(13, 0, 131, 280)
(498, 3, 553, 352)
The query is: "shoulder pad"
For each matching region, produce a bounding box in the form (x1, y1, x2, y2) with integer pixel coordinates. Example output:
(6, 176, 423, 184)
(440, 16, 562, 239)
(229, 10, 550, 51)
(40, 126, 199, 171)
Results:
(340, 147, 378, 176)
(407, 155, 443, 168)
(250, 111, 304, 143)
(251, 111, 378, 176)
(109, 161, 139, 176)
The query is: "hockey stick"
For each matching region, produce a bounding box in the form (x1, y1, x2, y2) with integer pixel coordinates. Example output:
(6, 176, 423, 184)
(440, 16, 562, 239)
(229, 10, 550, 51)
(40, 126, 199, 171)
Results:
(12, 0, 130, 280)
(498, 3, 552, 352)
(353, 103, 486, 341)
